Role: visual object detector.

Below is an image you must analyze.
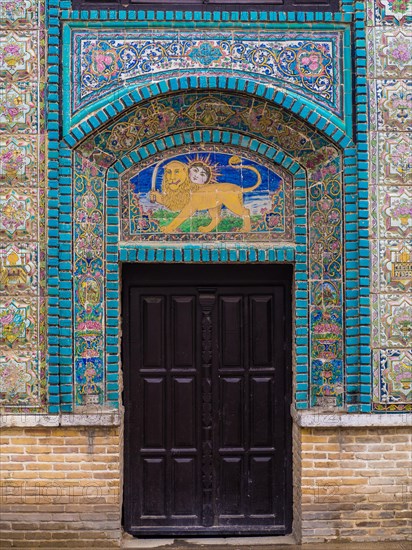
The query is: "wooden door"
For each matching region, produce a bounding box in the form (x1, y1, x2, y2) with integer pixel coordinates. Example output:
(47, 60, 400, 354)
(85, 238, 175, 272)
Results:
(123, 264, 292, 536)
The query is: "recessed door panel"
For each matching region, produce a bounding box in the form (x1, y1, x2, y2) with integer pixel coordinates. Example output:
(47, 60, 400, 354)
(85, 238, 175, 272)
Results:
(142, 297, 164, 368)
(220, 296, 243, 367)
(172, 377, 196, 448)
(172, 296, 195, 367)
(220, 377, 243, 448)
(171, 457, 197, 516)
(141, 457, 166, 517)
(219, 457, 243, 516)
(123, 264, 292, 536)
(250, 295, 273, 367)
(250, 377, 274, 448)
(250, 456, 274, 516)
(142, 377, 165, 449)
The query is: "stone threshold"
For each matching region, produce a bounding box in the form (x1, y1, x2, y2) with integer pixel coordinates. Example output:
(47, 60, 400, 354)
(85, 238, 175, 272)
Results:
(122, 535, 297, 548)
(121, 537, 411, 549)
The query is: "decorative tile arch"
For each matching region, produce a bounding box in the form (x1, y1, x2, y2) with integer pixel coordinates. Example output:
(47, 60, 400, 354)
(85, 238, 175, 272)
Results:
(63, 76, 353, 149)
(50, 83, 369, 415)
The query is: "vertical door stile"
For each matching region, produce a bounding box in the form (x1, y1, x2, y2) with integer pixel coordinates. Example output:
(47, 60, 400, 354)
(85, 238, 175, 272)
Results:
(199, 292, 216, 527)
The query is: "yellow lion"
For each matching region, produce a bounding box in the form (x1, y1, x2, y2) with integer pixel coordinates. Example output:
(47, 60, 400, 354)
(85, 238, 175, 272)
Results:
(150, 156, 262, 233)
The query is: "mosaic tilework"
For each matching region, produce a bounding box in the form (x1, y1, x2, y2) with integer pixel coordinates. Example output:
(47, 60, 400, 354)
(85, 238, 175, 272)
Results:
(68, 29, 345, 123)
(0, 0, 46, 411)
(78, 92, 332, 169)
(369, 0, 412, 411)
(73, 155, 106, 406)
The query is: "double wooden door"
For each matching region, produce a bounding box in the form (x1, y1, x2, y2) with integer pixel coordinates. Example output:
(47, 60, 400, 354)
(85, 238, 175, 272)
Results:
(122, 264, 292, 536)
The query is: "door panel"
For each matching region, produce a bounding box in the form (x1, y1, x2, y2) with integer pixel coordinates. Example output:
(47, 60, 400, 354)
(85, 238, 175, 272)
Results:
(123, 264, 292, 536)
(171, 457, 197, 516)
(250, 295, 273, 366)
(220, 296, 243, 367)
(141, 457, 166, 516)
(142, 297, 164, 367)
(142, 377, 165, 449)
(249, 456, 273, 515)
(250, 377, 274, 448)
(220, 377, 243, 448)
(172, 296, 195, 367)
(172, 377, 196, 448)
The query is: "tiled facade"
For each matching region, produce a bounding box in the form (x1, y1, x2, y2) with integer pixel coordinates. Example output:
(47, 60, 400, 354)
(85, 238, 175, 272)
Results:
(367, 0, 412, 411)
(0, 0, 411, 545)
(0, 0, 47, 412)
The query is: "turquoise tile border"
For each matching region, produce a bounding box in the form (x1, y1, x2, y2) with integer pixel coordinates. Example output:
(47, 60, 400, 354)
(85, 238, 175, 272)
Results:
(46, 0, 63, 413)
(119, 244, 296, 263)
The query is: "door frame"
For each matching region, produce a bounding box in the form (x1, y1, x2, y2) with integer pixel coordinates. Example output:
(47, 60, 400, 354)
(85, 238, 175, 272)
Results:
(121, 263, 293, 537)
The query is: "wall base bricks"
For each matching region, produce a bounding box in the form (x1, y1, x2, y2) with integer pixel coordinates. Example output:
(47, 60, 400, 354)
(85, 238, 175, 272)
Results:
(0, 426, 121, 549)
(293, 426, 412, 543)
(1, 424, 411, 547)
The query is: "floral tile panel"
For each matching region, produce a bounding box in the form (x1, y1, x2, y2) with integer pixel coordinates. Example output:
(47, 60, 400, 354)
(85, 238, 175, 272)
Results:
(370, 27, 412, 78)
(378, 239, 412, 292)
(0, 351, 41, 408)
(0, 0, 39, 28)
(0, 188, 37, 240)
(71, 30, 344, 118)
(0, 81, 38, 133)
(81, 92, 332, 166)
(373, 0, 412, 26)
(374, 80, 412, 132)
(0, 297, 37, 349)
(0, 135, 38, 185)
(379, 185, 412, 238)
(378, 294, 412, 347)
(0, 242, 38, 293)
(0, 31, 38, 81)
(373, 349, 412, 410)
(377, 132, 412, 186)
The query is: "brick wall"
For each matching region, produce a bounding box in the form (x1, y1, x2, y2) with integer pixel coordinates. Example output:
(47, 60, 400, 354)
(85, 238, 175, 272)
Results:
(0, 426, 122, 549)
(296, 426, 412, 543)
(1, 424, 411, 547)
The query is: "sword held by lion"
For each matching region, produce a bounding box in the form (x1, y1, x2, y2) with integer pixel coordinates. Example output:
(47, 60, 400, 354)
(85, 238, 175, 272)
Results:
(149, 155, 262, 233)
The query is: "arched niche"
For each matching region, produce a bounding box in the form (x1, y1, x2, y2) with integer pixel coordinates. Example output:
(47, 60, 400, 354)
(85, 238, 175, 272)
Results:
(66, 88, 357, 412)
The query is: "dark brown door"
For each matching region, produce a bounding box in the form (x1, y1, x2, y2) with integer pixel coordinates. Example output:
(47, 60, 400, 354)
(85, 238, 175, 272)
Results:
(123, 264, 292, 536)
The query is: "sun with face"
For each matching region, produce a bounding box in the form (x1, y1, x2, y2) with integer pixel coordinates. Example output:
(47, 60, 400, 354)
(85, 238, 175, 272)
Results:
(187, 155, 219, 185)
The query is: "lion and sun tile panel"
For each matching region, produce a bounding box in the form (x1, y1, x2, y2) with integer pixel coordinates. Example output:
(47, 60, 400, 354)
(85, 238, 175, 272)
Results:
(367, 0, 412, 411)
(121, 149, 294, 242)
(0, 0, 47, 412)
